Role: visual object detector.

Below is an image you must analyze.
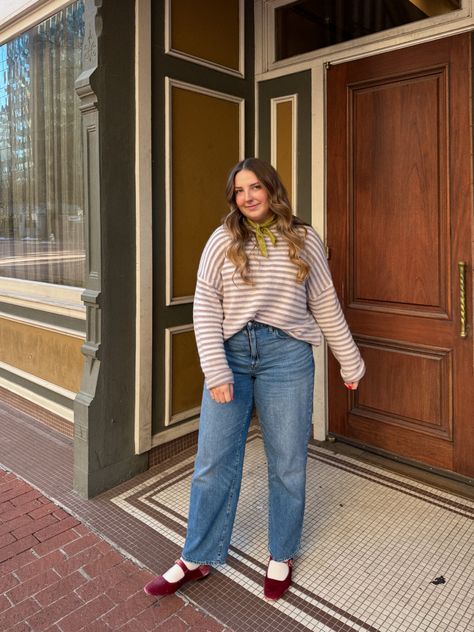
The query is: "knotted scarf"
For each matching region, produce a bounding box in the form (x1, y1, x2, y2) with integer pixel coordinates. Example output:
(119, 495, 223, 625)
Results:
(244, 215, 277, 257)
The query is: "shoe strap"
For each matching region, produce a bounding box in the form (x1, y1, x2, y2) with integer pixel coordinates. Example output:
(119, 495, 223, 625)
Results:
(269, 556, 293, 567)
(175, 558, 190, 574)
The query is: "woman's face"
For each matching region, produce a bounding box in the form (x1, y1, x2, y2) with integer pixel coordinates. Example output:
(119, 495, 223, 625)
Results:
(234, 169, 272, 224)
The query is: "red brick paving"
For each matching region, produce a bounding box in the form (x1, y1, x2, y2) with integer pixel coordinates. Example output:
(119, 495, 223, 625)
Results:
(0, 469, 228, 631)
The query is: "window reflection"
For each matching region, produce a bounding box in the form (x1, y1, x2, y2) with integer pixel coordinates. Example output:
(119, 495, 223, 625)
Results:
(0, 1, 85, 287)
(276, 0, 462, 61)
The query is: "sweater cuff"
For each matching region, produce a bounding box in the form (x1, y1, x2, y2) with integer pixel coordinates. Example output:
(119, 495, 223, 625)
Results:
(204, 367, 234, 390)
(340, 358, 366, 384)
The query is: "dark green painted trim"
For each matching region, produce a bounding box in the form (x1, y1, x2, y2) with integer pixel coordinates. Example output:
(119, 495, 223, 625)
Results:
(151, 0, 255, 435)
(73, 452, 147, 498)
(258, 70, 312, 224)
(0, 366, 74, 410)
(73, 0, 147, 498)
(0, 302, 86, 335)
(88, 0, 147, 488)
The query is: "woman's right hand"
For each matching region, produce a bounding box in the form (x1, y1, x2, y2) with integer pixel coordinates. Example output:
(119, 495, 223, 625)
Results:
(344, 381, 359, 390)
(210, 383, 234, 404)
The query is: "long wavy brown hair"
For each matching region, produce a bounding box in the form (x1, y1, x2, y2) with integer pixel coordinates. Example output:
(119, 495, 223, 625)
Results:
(224, 158, 310, 284)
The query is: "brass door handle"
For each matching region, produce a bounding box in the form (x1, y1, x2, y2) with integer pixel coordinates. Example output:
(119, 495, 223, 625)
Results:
(458, 261, 467, 338)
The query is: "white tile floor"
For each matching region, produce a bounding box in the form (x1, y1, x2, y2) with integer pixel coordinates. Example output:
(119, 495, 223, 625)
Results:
(111, 436, 474, 632)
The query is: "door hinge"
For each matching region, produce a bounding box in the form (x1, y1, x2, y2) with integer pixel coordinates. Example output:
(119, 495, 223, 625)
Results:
(325, 245, 331, 260)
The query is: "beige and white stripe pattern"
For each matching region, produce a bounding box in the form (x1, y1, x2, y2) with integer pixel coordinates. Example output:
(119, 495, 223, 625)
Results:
(193, 225, 366, 389)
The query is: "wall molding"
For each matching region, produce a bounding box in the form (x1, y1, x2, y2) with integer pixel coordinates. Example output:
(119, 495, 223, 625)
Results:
(0, 361, 75, 421)
(152, 418, 200, 447)
(165, 77, 245, 306)
(0, 311, 85, 338)
(270, 94, 298, 210)
(163, 324, 201, 427)
(164, 0, 245, 78)
(0, 278, 85, 320)
(134, 0, 153, 455)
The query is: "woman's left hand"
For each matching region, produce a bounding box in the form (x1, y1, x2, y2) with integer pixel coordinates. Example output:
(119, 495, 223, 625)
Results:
(344, 381, 359, 390)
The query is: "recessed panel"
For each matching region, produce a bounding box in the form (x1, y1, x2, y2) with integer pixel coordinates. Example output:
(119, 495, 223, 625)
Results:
(351, 72, 448, 314)
(170, 84, 241, 301)
(275, 99, 294, 206)
(0, 318, 84, 392)
(169, 0, 240, 72)
(353, 339, 452, 439)
(170, 329, 202, 420)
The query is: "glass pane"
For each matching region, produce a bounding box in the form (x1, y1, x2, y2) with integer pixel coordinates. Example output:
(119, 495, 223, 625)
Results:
(0, 1, 85, 287)
(276, 0, 462, 61)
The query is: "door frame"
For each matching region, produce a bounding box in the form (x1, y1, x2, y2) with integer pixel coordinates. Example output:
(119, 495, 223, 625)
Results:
(254, 1, 474, 443)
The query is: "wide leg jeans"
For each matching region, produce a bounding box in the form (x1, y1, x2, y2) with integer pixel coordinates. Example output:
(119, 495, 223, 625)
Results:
(182, 321, 315, 565)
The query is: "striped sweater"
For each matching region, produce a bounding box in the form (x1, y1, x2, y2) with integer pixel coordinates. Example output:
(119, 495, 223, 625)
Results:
(193, 224, 366, 389)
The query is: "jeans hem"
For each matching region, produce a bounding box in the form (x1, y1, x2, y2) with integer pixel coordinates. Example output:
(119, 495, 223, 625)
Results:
(182, 557, 226, 568)
(269, 547, 300, 562)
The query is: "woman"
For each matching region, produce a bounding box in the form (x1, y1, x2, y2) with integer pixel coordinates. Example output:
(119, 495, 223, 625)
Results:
(144, 158, 365, 600)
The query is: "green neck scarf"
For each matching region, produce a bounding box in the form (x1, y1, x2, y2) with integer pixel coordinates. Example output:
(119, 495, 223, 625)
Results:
(244, 215, 277, 257)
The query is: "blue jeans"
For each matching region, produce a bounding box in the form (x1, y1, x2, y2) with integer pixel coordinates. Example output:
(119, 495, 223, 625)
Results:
(182, 321, 315, 565)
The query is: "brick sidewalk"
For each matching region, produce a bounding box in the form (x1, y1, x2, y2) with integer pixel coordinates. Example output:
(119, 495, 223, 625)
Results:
(0, 469, 227, 631)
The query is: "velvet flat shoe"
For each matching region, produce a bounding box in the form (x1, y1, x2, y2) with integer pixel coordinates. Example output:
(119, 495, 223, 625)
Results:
(263, 558, 293, 600)
(144, 559, 211, 597)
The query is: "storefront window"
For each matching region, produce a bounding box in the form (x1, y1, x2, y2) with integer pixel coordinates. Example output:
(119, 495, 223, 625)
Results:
(276, 0, 462, 61)
(0, 1, 85, 287)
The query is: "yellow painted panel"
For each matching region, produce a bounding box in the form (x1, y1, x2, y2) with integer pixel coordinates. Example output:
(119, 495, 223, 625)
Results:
(171, 330, 203, 416)
(0, 318, 84, 392)
(172, 86, 240, 298)
(276, 100, 293, 205)
(170, 0, 240, 71)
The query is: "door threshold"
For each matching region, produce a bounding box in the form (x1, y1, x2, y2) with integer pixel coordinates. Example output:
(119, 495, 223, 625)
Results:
(317, 435, 474, 501)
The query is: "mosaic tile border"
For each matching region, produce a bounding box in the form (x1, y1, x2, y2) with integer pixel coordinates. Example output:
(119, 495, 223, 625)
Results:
(310, 449, 474, 519)
(1, 396, 472, 632)
(111, 432, 474, 632)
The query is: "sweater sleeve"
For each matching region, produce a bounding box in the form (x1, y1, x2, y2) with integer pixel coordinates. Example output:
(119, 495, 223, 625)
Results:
(305, 230, 366, 383)
(193, 229, 234, 390)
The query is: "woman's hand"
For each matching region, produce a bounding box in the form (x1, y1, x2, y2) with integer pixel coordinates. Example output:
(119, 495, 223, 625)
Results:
(344, 381, 359, 390)
(210, 383, 234, 404)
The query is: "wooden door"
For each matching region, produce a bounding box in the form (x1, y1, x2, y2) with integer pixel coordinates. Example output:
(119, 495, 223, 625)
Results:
(327, 34, 474, 478)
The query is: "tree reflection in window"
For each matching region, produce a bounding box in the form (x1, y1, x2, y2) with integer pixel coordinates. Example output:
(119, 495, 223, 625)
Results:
(0, 1, 85, 287)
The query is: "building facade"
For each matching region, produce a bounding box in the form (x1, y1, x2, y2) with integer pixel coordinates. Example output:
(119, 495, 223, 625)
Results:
(0, 0, 472, 497)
